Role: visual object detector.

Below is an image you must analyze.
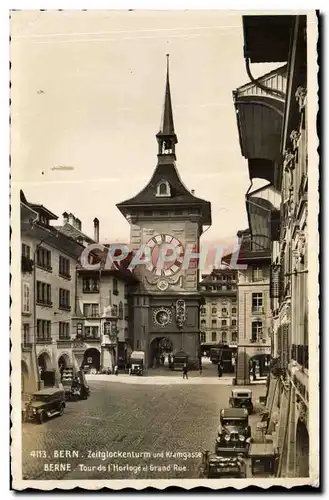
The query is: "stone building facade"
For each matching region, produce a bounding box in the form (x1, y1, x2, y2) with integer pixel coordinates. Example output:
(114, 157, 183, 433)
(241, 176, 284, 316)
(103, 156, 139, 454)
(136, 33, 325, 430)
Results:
(233, 14, 312, 477)
(199, 269, 238, 353)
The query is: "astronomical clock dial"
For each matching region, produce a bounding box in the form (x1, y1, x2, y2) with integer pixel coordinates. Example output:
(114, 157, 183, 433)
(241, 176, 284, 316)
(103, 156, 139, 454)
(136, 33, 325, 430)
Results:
(146, 234, 184, 277)
(153, 307, 172, 328)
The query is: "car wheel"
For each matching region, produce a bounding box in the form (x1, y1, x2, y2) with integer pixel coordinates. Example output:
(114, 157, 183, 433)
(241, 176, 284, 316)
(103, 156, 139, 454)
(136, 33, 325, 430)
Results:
(38, 411, 46, 424)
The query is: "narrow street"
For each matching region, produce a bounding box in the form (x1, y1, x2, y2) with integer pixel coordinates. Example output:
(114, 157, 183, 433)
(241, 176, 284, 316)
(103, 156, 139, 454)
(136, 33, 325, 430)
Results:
(22, 367, 266, 480)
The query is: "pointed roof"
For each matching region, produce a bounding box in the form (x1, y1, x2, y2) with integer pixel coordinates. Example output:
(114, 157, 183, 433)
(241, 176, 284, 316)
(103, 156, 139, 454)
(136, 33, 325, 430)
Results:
(116, 55, 211, 226)
(117, 160, 211, 224)
(156, 54, 177, 144)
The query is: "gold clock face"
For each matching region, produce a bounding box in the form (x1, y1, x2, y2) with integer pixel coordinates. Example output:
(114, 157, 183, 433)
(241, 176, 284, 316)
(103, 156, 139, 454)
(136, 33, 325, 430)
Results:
(146, 234, 184, 277)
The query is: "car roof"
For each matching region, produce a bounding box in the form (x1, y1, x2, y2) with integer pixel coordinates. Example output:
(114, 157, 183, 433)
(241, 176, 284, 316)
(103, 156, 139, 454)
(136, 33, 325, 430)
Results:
(232, 388, 252, 395)
(33, 388, 63, 396)
(221, 408, 248, 418)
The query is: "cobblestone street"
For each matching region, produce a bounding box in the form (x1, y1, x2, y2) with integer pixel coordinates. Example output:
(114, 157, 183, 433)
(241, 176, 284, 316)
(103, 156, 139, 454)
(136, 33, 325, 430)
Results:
(22, 373, 266, 481)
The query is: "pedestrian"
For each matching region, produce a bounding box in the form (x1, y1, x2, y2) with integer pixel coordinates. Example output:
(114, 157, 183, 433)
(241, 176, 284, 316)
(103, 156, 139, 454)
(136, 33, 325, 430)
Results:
(199, 360, 202, 375)
(183, 362, 188, 380)
(114, 365, 118, 376)
(217, 361, 223, 378)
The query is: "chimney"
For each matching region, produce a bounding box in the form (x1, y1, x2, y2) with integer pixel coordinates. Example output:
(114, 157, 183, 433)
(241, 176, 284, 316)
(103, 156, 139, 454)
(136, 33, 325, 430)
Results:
(93, 217, 99, 243)
(191, 189, 195, 195)
(62, 211, 69, 224)
(68, 213, 75, 226)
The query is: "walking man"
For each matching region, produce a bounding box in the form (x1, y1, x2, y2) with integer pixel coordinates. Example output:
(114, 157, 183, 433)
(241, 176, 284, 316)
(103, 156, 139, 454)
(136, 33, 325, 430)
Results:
(183, 362, 188, 380)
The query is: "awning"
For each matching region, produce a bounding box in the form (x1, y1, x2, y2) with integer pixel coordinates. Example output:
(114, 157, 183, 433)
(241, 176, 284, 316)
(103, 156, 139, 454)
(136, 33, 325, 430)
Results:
(246, 185, 280, 245)
(234, 95, 284, 179)
(243, 15, 294, 63)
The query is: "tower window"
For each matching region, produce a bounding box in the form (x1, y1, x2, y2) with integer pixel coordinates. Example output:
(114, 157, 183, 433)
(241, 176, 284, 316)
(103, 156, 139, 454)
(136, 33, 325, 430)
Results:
(156, 180, 171, 197)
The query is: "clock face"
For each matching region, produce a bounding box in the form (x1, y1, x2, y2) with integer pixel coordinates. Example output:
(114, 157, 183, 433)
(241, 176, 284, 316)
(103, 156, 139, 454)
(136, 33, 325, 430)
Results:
(146, 234, 184, 277)
(153, 307, 172, 327)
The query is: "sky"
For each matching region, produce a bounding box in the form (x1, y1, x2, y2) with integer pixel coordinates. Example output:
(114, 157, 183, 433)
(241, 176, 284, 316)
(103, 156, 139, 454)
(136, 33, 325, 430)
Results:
(11, 10, 277, 246)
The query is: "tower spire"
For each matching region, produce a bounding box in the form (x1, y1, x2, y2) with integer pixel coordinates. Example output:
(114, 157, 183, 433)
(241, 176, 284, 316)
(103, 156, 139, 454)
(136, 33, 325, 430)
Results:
(156, 54, 178, 158)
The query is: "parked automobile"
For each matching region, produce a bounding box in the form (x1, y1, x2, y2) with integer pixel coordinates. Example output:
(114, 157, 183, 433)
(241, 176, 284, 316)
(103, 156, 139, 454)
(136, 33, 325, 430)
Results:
(22, 388, 65, 424)
(199, 451, 247, 478)
(229, 388, 254, 414)
(171, 351, 188, 371)
(215, 408, 251, 455)
(130, 351, 145, 375)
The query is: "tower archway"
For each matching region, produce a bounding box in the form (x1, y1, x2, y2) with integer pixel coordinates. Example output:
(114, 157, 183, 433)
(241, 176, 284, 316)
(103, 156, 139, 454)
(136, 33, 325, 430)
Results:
(149, 337, 173, 367)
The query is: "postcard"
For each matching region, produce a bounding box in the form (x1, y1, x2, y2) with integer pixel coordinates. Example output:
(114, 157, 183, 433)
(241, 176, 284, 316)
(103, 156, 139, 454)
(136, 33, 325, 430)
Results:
(10, 9, 319, 490)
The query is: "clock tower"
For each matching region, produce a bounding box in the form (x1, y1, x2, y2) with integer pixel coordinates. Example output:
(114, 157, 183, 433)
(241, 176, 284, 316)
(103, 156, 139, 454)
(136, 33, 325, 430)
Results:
(117, 55, 211, 368)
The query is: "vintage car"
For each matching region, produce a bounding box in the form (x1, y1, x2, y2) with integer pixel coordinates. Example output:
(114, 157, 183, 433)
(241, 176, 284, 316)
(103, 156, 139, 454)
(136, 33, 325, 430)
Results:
(22, 388, 65, 424)
(229, 388, 253, 414)
(61, 369, 90, 401)
(171, 351, 188, 371)
(215, 408, 251, 455)
(199, 451, 247, 478)
(130, 351, 145, 375)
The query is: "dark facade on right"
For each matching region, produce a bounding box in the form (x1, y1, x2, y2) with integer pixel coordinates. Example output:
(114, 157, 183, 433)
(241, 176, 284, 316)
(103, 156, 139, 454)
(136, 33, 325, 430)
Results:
(233, 15, 311, 477)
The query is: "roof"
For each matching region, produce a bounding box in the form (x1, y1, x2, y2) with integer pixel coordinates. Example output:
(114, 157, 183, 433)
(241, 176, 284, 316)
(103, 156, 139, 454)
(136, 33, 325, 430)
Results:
(232, 388, 252, 395)
(33, 388, 63, 396)
(20, 190, 58, 220)
(221, 408, 249, 418)
(117, 161, 211, 224)
(243, 15, 294, 63)
(156, 54, 177, 141)
(56, 223, 94, 244)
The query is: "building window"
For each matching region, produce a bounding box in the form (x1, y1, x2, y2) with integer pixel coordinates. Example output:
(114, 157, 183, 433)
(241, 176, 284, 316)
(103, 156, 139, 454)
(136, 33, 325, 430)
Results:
(156, 180, 171, 197)
(232, 298, 237, 303)
(113, 278, 119, 296)
(23, 324, 30, 345)
(136, 339, 140, 349)
(112, 304, 118, 316)
(222, 332, 227, 343)
(22, 283, 30, 313)
(252, 266, 263, 282)
(59, 288, 70, 310)
(84, 326, 99, 338)
(36, 247, 52, 270)
(36, 281, 52, 306)
(59, 256, 71, 278)
(83, 303, 99, 317)
(252, 293, 263, 313)
(22, 244, 31, 259)
(211, 307, 217, 314)
(59, 322, 70, 339)
(201, 307, 206, 315)
(232, 319, 237, 326)
(222, 308, 227, 316)
(222, 319, 227, 326)
(201, 319, 206, 327)
(251, 321, 263, 342)
(200, 332, 206, 344)
(83, 277, 99, 293)
(232, 331, 238, 342)
(232, 307, 237, 314)
(212, 332, 217, 342)
(118, 301, 123, 319)
(36, 319, 51, 340)
(211, 319, 217, 327)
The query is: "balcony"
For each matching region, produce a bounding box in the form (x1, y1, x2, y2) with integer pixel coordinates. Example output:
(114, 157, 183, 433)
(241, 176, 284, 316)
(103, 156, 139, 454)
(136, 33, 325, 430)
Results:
(21, 256, 34, 273)
(36, 300, 53, 308)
